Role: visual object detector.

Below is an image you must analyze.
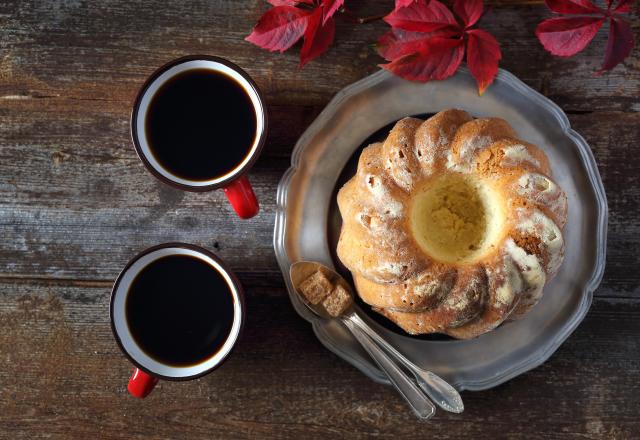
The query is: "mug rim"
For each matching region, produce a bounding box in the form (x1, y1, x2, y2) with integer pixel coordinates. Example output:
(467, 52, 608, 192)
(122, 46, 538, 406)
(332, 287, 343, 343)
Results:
(109, 242, 246, 381)
(130, 55, 268, 192)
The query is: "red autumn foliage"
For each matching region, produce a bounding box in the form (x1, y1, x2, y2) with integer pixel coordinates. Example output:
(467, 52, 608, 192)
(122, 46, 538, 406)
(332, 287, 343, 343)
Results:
(246, 0, 343, 66)
(384, 0, 458, 32)
(246, 0, 635, 92)
(536, 0, 635, 74)
(395, 0, 416, 8)
(301, 7, 336, 65)
(379, 0, 502, 94)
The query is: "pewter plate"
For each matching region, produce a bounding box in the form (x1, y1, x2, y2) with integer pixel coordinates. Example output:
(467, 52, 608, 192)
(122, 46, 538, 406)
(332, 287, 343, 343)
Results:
(273, 68, 607, 391)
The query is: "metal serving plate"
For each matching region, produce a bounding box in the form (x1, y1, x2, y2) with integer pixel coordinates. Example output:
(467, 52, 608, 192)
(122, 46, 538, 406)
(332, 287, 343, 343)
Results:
(273, 68, 607, 391)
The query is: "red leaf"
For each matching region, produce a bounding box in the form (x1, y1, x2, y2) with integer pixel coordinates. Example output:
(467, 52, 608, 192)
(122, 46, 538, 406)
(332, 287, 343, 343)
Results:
(321, 0, 344, 24)
(384, 0, 459, 33)
(377, 25, 460, 61)
(597, 16, 634, 74)
(466, 29, 502, 94)
(544, 0, 603, 14)
(605, 0, 635, 12)
(613, 0, 634, 12)
(536, 16, 604, 56)
(268, 0, 314, 5)
(380, 38, 465, 82)
(246, 6, 310, 52)
(377, 29, 430, 61)
(396, 0, 418, 7)
(454, 0, 483, 28)
(300, 7, 335, 67)
(537, 0, 634, 73)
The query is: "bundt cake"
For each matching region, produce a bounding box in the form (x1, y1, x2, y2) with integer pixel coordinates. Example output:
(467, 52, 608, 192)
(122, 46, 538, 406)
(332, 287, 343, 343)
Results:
(336, 109, 567, 339)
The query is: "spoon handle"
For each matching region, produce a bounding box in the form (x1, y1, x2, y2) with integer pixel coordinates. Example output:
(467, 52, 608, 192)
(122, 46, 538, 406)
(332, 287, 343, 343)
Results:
(342, 316, 436, 420)
(349, 313, 464, 414)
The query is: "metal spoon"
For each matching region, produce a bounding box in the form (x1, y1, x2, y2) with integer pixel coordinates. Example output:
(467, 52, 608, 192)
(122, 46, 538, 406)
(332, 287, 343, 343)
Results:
(290, 261, 464, 416)
(290, 261, 435, 420)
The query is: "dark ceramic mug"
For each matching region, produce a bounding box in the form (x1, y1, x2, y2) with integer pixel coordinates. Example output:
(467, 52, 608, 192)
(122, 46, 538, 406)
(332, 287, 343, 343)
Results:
(110, 243, 245, 398)
(131, 56, 267, 219)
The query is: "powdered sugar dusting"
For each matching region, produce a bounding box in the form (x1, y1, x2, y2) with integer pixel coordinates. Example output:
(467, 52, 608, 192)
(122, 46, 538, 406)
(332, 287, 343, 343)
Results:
(506, 239, 545, 287)
(414, 127, 449, 174)
(381, 262, 404, 276)
(386, 156, 414, 192)
(502, 145, 541, 168)
(445, 151, 471, 172)
(446, 275, 481, 310)
(516, 209, 564, 275)
(364, 173, 403, 217)
(412, 279, 439, 298)
(505, 239, 546, 312)
(446, 135, 494, 172)
(459, 135, 494, 163)
(517, 173, 568, 221)
(495, 257, 523, 306)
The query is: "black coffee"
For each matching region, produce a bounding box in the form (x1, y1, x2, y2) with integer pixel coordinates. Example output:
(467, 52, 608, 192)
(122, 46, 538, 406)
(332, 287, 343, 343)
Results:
(145, 68, 257, 181)
(126, 254, 235, 367)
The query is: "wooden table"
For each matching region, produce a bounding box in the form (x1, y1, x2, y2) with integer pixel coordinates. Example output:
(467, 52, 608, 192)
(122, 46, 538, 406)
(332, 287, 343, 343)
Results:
(1, 1, 638, 438)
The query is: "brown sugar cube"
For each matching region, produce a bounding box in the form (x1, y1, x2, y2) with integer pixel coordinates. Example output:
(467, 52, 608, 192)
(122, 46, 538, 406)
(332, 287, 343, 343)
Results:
(298, 269, 333, 304)
(322, 284, 353, 317)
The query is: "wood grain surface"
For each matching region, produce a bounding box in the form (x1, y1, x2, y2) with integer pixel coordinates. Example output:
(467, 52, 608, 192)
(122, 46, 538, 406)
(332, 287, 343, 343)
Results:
(0, 0, 638, 438)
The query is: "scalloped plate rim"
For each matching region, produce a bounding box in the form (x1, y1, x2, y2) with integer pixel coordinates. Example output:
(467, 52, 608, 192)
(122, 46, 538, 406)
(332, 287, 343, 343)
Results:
(273, 67, 608, 391)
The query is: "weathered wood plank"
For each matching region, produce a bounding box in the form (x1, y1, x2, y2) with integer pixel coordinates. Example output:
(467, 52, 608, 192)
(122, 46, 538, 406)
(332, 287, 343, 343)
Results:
(0, 1, 637, 112)
(0, 279, 638, 439)
(0, 0, 639, 438)
(0, 106, 637, 298)
(565, 113, 640, 300)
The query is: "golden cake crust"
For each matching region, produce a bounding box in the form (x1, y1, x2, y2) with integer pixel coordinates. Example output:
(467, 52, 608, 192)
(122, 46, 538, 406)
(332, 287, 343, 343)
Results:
(336, 109, 568, 339)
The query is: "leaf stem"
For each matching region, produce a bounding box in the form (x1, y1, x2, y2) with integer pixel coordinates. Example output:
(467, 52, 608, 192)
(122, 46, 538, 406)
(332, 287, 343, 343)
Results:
(339, 7, 386, 24)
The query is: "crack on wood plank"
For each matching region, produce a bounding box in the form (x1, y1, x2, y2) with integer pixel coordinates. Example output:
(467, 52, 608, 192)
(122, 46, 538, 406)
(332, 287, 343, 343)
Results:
(0, 275, 112, 287)
(0, 93, 60, 100)
(0, 275, 637, 303)
(565, 109, 596, 115)
(64, 95, 129, 103)
(0, 92, 636, 115)
(0, 93, 129, 103)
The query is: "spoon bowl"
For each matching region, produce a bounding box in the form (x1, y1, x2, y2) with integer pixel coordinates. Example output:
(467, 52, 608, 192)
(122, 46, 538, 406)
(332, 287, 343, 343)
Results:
(290, 261, 353, 319)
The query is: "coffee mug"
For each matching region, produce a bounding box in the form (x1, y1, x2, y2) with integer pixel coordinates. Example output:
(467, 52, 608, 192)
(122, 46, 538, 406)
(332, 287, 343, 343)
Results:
(110, 243, 245, 398)
(131, 55, 267, 219)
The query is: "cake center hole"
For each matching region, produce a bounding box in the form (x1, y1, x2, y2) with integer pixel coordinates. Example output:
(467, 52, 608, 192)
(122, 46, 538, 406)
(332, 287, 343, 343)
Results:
(410, 173, 503, 264)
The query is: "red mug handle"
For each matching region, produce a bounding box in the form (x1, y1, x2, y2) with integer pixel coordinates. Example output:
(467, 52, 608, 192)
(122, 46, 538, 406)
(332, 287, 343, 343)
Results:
(223, 175, 259, 219)
(128, 368, 159, 398)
